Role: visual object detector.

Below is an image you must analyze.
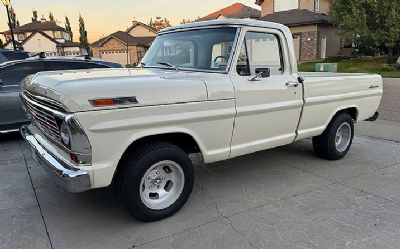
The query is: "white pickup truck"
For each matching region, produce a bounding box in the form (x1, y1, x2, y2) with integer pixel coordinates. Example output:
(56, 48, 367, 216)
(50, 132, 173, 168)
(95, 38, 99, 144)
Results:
(20, 19, 382, 221)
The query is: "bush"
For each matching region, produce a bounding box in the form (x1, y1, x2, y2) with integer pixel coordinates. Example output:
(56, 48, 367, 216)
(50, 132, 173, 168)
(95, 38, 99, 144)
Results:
(379, 64, 399, 71)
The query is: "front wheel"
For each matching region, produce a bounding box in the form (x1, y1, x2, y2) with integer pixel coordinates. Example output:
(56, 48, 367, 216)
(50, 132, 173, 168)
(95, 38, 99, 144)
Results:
(115, 142, 194, 221)
(312, 113, 354, 160)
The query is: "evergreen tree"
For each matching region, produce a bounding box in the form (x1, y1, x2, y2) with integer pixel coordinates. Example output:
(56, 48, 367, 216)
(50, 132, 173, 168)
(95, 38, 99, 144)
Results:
(331, 0, 400, 63)
(65, 16, 73, 40)
(32, 10, 38, 22)
(49, 12, 56, 23)
(0, 39, 3, 47)
(8, 7, 19, 28)
(79, 15, 89, 49)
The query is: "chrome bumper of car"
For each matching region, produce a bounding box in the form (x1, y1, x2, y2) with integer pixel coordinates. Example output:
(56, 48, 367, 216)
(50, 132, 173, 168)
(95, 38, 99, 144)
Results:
(20, 125, 92, 193)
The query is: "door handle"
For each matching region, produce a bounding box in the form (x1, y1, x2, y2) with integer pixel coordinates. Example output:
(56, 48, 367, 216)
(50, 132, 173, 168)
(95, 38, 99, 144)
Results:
(285, 82, 299, 88)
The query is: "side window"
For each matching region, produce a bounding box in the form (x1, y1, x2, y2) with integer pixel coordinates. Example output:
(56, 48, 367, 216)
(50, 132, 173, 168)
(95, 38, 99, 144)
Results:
(236, 32, 284, 76)
(0, 62, 46, 85)
(211, 41, 233, 69)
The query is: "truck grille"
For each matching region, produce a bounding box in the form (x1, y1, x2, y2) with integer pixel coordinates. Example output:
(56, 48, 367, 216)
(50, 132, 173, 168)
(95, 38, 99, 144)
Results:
(21, 92, 62, 142)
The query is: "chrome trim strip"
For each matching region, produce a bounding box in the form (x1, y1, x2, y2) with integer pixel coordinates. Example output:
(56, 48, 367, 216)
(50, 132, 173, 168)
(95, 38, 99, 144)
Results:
(20, 125, 92, 193)
(0, 129, 20, 134)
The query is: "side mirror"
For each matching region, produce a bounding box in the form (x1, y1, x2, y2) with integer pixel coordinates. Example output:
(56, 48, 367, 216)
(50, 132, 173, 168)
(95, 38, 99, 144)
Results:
(255, 68, 270, 78)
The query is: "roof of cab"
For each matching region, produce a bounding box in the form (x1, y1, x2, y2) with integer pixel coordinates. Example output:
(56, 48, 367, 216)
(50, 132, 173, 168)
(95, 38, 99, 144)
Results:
(159, 19, 291, 35)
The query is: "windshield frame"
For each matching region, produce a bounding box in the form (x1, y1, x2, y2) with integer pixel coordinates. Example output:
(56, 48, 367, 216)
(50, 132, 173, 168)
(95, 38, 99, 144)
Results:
(141, 25, 241, 74)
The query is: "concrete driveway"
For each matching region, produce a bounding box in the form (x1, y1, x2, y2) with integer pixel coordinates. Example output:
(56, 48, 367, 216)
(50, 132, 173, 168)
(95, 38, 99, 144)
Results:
(1, 79, 400, 249)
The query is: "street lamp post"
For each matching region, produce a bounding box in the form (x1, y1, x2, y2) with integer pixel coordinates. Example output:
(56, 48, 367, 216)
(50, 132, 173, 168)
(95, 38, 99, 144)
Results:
(2, 0, 17, 50)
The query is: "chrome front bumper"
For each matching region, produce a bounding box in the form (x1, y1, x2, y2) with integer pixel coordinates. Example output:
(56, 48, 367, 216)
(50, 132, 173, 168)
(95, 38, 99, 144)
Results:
(21, 125, 92, 193)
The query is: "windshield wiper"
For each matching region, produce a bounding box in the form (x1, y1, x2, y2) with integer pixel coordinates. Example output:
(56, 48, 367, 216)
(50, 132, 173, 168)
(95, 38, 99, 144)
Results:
(139, 61, 146, 67)
(157, 61, 179, 71)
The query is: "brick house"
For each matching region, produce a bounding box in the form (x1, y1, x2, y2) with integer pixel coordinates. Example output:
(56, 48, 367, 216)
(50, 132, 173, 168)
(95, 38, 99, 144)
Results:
(2, 18, 86, 56)
(197, 2, 261, 21)
(257, 0, 344, 61)
(91, 21, 156, 65)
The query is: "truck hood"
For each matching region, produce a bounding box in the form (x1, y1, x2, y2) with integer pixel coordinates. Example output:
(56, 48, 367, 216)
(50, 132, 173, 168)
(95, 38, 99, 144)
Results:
(22, 68, 208, 112)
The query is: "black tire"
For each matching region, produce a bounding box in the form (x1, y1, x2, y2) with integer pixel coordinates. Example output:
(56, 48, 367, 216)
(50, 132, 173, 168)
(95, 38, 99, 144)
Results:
(114, 141, 194, 221)
(312, 112, 354, 160)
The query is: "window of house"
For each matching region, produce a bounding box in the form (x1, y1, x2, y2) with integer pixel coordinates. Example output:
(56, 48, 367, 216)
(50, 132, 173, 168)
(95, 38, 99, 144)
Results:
(53, 31, 63, 39)
(236, 32, 284, 76)
(315, 0, 320, 12)
(17, 33, 26, 41)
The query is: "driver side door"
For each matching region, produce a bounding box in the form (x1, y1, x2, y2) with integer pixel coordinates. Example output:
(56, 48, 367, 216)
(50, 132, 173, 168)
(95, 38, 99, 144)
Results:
(229, 27, 303, 158)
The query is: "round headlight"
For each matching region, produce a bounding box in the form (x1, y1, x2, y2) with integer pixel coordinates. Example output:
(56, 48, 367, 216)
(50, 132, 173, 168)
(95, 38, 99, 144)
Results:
(60, 121, 70, 146)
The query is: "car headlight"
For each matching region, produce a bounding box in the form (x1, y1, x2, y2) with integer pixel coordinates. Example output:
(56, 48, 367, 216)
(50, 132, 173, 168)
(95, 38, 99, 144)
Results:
(57, 115, 92, 165)
(60, 121, 71, 146)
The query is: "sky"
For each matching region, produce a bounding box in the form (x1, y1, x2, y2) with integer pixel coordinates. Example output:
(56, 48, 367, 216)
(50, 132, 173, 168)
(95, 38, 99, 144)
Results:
(0, 0, 261, 43)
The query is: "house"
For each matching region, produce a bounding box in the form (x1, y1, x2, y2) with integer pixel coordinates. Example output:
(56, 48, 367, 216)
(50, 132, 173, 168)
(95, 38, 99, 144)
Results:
(197, 2, 261, 21)
(2, 18, 86, 56)
(257, 0, 345, 61)
(91, 21, 156, 65)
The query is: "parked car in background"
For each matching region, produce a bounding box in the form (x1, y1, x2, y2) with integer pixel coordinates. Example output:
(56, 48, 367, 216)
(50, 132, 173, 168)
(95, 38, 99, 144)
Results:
(0, 50, 30, 63)
(0, 55, 123, 133)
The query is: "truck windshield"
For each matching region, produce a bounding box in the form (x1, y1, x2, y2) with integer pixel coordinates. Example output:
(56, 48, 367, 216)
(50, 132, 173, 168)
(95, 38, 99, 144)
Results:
(141, 27, 238, 72)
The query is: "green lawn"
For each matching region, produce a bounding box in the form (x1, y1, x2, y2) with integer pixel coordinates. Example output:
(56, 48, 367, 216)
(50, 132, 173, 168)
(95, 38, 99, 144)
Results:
(298, 57, 400, 78)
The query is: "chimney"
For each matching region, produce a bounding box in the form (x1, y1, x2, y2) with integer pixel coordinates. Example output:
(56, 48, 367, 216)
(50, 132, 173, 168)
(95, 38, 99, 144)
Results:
(41, 15, 46, 23)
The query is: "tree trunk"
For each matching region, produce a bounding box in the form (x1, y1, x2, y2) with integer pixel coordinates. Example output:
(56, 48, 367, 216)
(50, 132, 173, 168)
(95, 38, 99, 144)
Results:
(388, 47, 396, 64)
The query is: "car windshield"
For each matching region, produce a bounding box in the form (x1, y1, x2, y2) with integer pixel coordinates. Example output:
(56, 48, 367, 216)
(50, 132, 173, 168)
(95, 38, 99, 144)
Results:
(141, 27, 238, 72)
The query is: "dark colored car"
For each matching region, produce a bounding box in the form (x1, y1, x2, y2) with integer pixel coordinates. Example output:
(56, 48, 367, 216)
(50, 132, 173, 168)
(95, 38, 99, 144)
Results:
(0, 55, 123, 133)
(0, 50, 30, 63)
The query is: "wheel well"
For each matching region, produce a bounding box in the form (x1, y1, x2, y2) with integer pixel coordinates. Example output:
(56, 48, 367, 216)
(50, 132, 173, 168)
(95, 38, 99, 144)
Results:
(113, 133, 202, 185)
(338, 107, 358, 121)
(119, 132, 200, 164)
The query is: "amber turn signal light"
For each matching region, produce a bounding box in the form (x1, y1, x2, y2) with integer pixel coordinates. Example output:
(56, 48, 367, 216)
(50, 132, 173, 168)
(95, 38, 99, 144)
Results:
(89, 99, 115, 106)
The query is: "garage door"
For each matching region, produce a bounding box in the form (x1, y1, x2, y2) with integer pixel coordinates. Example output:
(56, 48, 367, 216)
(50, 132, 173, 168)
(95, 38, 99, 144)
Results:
(101, 51, 130, 65)
(293, 35, 301, 61)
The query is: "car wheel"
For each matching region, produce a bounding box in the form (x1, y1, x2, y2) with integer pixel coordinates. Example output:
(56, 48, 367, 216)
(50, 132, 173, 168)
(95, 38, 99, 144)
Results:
(312, 112, 354, 160)
(115, 141, 194, 221)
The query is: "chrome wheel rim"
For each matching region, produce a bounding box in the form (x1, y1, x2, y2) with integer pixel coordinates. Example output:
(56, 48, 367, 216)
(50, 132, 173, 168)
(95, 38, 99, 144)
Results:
(335, 122, 351, 153)
(140, 160, 185, 210)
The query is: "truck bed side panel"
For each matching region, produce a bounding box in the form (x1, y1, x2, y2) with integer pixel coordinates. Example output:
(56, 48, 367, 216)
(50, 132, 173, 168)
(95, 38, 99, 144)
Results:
(296, 73, 383, 140)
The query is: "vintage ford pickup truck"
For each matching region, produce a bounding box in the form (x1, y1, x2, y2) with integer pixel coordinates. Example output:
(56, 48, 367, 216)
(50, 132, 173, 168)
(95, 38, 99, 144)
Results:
(20, 19, 382, 221)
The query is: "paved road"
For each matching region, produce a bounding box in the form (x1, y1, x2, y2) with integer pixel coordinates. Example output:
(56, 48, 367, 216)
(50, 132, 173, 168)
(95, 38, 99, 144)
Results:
(1, 78, 399, 249)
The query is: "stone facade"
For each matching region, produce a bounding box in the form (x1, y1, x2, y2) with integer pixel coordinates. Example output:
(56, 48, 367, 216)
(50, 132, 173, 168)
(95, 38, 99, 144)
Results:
(299, 31, 319, 61)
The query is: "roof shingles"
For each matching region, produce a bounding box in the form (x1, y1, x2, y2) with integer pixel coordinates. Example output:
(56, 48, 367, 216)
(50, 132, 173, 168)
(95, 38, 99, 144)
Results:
(3, 21, 67, 34)
(197, 2, 261, 21)
(259, 9, 332, 26)
(91, 31, 155, 47)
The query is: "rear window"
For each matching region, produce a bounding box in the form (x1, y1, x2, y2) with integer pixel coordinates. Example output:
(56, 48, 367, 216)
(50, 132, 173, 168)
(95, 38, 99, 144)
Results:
(0, 51, 30, 63)
(0, 61, 46, 85)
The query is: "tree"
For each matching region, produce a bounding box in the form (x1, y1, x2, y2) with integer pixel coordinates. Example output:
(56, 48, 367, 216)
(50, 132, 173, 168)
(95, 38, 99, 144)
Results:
(8, 7, 19, 28)
(49, 12, 56, 23)
(149, 16, 171, 31)
(79, 15, 89, 50)
(65, 16, 73, 40)
(32, 10, 38, 22)
(0, 39, 3, 47)
(180, 18, 193, 24)
(331, 0, 400, 63)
